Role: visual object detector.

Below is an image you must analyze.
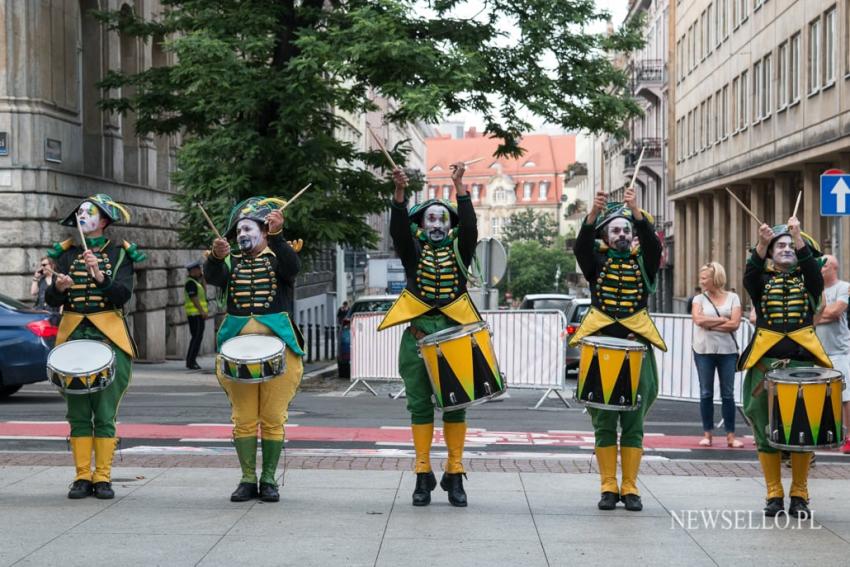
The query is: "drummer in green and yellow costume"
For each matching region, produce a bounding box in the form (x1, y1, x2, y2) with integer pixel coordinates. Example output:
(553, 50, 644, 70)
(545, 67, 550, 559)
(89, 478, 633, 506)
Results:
(740, 217, 829, 519)
(570, 188, 666, 512)
(379, 163, 480, 507)
(45, 194, 145, 500)
(205, 197, 305, 503)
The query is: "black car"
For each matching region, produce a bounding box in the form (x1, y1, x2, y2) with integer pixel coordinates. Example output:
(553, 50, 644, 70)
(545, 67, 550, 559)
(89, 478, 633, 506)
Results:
(0, 293, 57, 398)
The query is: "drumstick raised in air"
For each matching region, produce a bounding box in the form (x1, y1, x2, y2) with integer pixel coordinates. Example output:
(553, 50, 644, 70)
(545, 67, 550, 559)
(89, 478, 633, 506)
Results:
(366, 124, 398, 170)
(280, 183, 313, 211)
(792, 190, 802, 220)
(628, 146, 646, 189)
(75, 214, 95, 277)
(196, 202, 224, 240)
(725, 187, 763, 226)
(463, 158, 484, 166)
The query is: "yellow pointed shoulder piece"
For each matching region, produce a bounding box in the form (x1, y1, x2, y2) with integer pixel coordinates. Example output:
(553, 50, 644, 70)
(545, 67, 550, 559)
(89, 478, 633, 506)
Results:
(377, 289, 432, 331)
(439, 293, 482, 325)
(739, 327, 785, 370)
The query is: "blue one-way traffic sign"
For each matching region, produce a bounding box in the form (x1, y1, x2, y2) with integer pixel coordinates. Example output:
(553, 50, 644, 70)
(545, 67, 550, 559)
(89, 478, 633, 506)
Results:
(821, 173, 850, 216)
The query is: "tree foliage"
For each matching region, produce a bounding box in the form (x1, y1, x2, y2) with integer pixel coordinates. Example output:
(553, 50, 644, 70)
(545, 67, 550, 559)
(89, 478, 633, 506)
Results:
(500, 237, 575, 300)
(501, 208, 558, 246)
(95, 1, 643, 250)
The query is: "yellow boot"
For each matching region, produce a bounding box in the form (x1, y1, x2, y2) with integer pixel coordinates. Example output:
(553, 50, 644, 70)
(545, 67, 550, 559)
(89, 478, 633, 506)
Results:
(412, 423, 434, 473)
(70, 437, 93, 482)
(92, 438, 117, 499)
(620, 446, 644, 511)
(595, 445, 619, 510)
(440, 422, 468, 507)
(758, 451, 784, 516)
(788, 452, 812, 518)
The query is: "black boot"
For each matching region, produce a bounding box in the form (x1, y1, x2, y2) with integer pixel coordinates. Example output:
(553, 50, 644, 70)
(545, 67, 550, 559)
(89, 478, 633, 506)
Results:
(412, 472, 437, 506)
(621, 493, 643, 512)
(259, 482, 280, 503)
(230, 482, 259, 502)
(763, 497, 784, 517)
(92, 481, 114, 500)
(597, 491, 619, 510)
(68, 479, 93, 499)
(440, 472, 468, 507)
(788, 496, 810, 519)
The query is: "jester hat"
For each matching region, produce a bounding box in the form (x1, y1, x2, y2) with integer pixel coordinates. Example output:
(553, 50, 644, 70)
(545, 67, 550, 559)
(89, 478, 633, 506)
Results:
(60, 193, 131, 227)
(593, 201, 654, 232)
(408, 199, 459, 227)
(225, 196, 287, 238)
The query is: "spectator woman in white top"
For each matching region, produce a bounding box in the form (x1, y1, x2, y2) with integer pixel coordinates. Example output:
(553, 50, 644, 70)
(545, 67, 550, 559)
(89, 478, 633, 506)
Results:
(691, 262, 744, 448)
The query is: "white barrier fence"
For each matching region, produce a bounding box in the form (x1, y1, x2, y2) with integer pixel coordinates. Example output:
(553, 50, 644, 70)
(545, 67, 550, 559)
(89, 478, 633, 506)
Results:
(348, 310, 567, 405)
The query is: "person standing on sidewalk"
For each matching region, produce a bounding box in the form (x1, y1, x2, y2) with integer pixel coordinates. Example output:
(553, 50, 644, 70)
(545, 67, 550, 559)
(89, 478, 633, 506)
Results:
(739, 219, 830, 519)
(377, 162, 480, 508)
(205, 197, 305, 503)
(45, 194, 145, 500)
(690, 262, 744, 449)
(569, 188, 666, 512)
(814, 255, 850, 453)
(184, 260, 208, 370)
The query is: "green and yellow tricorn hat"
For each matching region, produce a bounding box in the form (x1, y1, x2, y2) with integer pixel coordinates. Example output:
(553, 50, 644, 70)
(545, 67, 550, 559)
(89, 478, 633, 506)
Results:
(766, 224, 822, 257)
(594, 202, 654, 231)
(225, 196, 287, 238)
(60, 193, 131, 227)
(408, 199, 459, 227)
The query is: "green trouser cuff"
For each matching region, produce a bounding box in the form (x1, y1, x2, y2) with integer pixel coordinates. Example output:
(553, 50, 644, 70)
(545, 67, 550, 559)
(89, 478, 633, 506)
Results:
(234, 436, 258, 484)
(260, 438, 283, 486)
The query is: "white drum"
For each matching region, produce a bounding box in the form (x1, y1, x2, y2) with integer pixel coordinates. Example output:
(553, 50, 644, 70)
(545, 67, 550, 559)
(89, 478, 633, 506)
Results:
(46, 340, 116, 395)
(218, 334, 286, 383)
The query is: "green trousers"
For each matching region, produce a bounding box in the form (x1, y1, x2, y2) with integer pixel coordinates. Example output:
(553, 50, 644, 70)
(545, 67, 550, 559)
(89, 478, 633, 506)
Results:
(589, 346, 658, 448)
(399, 313, 466, 425)
(64, 325, 132, 438)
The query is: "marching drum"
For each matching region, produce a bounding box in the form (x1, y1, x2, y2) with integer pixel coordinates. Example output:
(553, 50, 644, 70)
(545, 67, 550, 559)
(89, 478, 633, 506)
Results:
(765, 367, 844, 452)
(218, 334, 286, 383)
(417, 321, 506, 412)
(47, 340, 115, 395)
(576, 336, 646, 411)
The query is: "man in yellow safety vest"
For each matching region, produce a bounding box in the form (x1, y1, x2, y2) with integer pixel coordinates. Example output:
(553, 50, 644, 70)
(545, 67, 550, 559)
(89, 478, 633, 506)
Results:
(184, 260, 208, 370)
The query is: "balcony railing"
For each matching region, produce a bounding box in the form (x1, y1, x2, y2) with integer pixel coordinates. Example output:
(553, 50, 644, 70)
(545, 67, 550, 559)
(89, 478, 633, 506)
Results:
(624, 138, 662, 167)
(634, 59, 665, 84)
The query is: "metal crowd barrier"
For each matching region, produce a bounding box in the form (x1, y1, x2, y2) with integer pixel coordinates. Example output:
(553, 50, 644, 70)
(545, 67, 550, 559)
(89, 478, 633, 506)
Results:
(347, 310, 568, 407)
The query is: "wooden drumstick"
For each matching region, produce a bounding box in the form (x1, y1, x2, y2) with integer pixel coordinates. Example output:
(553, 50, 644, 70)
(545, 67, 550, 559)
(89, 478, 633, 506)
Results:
(725, 187, 763, 226)
(280, 183, 313, 211)
(463, 157, 484, 166)
(792, 190, 802, 220)
(366, 124, 398, 170)
(196, 202, 224, 240)
(75, 214, 96, 277)
(628, 146, 646, 189)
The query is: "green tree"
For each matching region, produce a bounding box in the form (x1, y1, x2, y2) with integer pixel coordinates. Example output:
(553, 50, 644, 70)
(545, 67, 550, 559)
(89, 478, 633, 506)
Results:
(500, 237, 575, 299)
(502, 208, 558, 246)
(96, 1, 643, 250)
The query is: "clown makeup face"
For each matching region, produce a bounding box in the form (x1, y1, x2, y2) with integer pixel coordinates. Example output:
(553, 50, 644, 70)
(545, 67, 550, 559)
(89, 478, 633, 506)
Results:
(421, 204, 451, 243)
(605, 218, 632, 252)
(770, 235, 797, 269)
(77, 202, 104, 235)
(236, 219, 266, 255)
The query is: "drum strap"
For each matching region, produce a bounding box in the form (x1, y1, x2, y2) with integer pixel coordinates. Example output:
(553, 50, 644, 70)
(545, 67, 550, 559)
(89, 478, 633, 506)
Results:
(452, 237, 482, 287)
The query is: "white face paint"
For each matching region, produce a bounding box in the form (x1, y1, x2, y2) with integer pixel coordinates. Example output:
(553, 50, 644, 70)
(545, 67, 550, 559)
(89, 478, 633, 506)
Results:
(770, 235, 797, 269)
(236, 219, 265, 254)
(605, 218, 633, 252)
(77, 202, 103, 234)
(421, 204, 451, 242)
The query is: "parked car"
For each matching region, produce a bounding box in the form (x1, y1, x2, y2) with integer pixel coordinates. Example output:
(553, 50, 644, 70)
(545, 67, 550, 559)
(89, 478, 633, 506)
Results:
(0, 293, 57, 398)
(517, 293, 575, 316)
(337, 294, 398, 379)
(564, 298, 591, 372)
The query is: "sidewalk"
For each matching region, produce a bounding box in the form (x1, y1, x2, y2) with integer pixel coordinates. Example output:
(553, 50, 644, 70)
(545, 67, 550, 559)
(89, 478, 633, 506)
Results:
(3, 464, 850, 566)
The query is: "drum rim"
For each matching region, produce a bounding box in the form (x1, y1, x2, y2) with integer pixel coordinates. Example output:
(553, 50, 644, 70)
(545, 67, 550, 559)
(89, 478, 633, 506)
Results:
(47, 340, 115, 378)
(416, 321, 489, 347)
(765, 367, 844, 384)
(578, 336, 647, 351)
(767, 441, 840, 451)
(432, 384, 507, 411)
(219, 334, 286, 364)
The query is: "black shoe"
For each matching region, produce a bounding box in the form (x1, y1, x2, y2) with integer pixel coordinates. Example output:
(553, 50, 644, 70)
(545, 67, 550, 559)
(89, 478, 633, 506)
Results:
(621, 493, 643, 511)
(92, 482, 114, 500)
(230, 482, 259, 502)
(597, 491, 619, 510)
(259, 482, 280, 503)
(186, 363, 201, 370)
(763, 497, 784, 517)
(412, 472, 437, 506)
(440, 472, 468, 507)
(68, 479, 93, 499)
(788, 496, 810, 519)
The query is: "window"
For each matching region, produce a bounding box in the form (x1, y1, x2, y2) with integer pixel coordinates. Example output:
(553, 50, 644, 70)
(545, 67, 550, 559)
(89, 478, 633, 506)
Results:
(763, 53, 772, 118)
(739, 0, 748, 24)
(721, 84, 729, 138)
(790, 32, 801, 101)
(539, 182, 549, 201)
(778, 41, 788, 108)
(442, 185, 451, 200)
(732, 0, 739, 28)
(755, 0, 765, 9)
(701, 11, 708, 59)
(714, 89, 722, 142)
(722, 0, 729, 39)
(472, 184, 480, 201)
(491, 217, 503, 236)
(522, 182, 533, 201)
(714, 1, 722, 47)
(731, 77, 739, 132)
(808, 17, 821, 94)
(824, 7, 836, 85)
(754, 59, 762, 122)
(739, 70, 748, 129)
(428, 186, 436, 199)
(708, 4, 714, 50)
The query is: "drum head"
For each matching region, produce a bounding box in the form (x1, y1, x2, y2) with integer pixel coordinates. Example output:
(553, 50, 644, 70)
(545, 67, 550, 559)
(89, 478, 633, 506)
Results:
(417, 322, 489, 347)
(579, 336, 646, 351)
(767, 367, 843, 382)
(48, 340, 113, 374)
(220, 334, 285, 360)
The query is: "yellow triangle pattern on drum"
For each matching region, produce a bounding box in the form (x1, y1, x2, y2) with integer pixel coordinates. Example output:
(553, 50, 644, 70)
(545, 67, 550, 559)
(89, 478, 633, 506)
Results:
(440, 338, 475, 400)
(598, 348, 626, 405)
(832, 382, 843, 440)
(472, 330, 498, 375)
(578, 344, 594, 397)
(628, 350, 643, 402)
(801, 383, 827, 443)
(776, 383, 798, 443)
(247, 363, 262, 379)
(420, 345, 441, 398)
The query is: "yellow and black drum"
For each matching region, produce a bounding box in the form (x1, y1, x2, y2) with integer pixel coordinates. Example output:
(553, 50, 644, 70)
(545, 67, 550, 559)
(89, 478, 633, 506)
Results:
(218, 334, 286, 383)
(576, 336, 646, 411)
(765, 367, 845, 452)
(417, 322, 506, 411)
(46, 340, 116, 394)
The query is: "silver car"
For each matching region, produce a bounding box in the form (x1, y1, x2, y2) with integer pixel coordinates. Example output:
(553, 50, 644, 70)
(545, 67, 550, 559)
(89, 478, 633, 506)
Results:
(564, 298, 591, 372)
